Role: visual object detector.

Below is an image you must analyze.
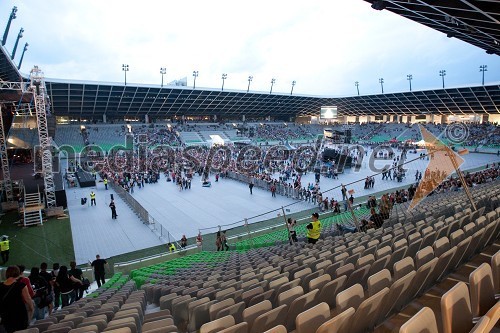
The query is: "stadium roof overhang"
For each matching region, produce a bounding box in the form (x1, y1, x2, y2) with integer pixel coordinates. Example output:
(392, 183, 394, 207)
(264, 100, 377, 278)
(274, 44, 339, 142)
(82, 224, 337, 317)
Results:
(364, 0, 500, 55)
(44, 80, 500, 118)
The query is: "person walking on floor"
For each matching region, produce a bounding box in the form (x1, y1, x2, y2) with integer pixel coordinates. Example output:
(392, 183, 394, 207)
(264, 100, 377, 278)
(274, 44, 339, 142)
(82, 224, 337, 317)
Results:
(103, 178, 108, 190)
(90, 191, 96, 206)
(249, 181, 254, 195)
(109, 200, 117, 219)
(90, 255, 107, 288)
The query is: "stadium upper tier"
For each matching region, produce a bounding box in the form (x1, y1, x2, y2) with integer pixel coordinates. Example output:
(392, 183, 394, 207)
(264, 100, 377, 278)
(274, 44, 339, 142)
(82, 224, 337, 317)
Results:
(20, 122, 492, 151)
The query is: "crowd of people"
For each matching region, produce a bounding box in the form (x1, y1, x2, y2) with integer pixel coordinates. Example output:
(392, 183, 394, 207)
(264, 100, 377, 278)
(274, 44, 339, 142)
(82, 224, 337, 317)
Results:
(0, 255, 108, 332)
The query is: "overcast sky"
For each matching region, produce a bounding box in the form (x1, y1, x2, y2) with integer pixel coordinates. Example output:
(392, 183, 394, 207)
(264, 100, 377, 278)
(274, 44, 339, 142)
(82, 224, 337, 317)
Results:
(1, 0, 499, 97)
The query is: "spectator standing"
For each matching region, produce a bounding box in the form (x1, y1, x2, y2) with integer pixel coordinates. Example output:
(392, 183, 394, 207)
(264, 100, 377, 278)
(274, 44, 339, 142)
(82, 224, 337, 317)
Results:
(221, 231, 229, 251)
(180, 235, 188, 248)
(69, 261, 84, 301)
(29, 267, 49, 320)
(288, 218, 298, 242)
(51, 263, 60, 309)
(90, 255, 107, 288)
(56, 266, 81, 308)
(0, 266, 33, 332)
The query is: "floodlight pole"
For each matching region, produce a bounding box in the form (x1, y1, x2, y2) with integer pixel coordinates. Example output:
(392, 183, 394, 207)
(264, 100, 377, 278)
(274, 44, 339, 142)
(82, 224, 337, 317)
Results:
(479, 65, 487, 86)
(17, 42, 28, 70)
(221, 73, 227, 91)
(270, 78, 275, 94)
(290, 80, 296, 95)
(160, 67, 166, 87)
(247, 75, 253, 92)
(2, 6, 17, 46)
(122, 64, 129, 86)
(355, 81, 359, 96)
(11, 27, 23, 60)
(407, 74, 413, 91)
(193, 70, 199, 89)
(439, 70, 446, 89)
(379, 78, 384, 94)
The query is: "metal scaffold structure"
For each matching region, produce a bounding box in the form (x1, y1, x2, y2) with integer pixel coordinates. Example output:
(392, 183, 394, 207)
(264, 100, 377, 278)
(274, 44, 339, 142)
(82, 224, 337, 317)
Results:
(0, 104, 13, 202)
(29, 66, 56, 208)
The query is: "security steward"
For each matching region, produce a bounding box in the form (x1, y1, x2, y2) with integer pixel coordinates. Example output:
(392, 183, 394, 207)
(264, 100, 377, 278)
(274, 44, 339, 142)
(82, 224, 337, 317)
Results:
(104, 178, 108, 190)
(306, 212, 321, 244)
(167, 243, 176, 252)
(0, 235, 10, 265)
(90, 191, 96, 206)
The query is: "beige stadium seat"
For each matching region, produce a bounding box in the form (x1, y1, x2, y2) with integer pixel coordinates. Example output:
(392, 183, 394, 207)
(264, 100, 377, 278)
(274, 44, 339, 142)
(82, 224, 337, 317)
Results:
(393, 257, 415, 281)
(249, 289, 274, 307)
(102, 328, 131, 333)
(349, 287, 389, 333)
(399, 307, 438, 333)
(415, 246, 435, 269)
(141, 318, 174, 332)
(367, 269, 392, 297)
(492, 250, 500, 293)
(250, 304, 288, 333)
(68, 326, 98, 333)
(309, 274, 331, 292)
(356, 254, 375, 268)
(242, 300, 273, 332)
(218, 322, 249, 333)
(104, 317, 137, 333)
(316, 307, 355, 333)
(285, 289, 319, 331)
(346, 264, 371, 289)
(188, 300, 217, 333)
(277, 286, 304, 307)
(381, 271, 417, 319)
(469, 263, 497, 318)
(369, 255, 391, 276)
(14, 329, 40, 333)
(316, 275, 347, 309)
(295, 302, 330, 333)
(262, 325, 287, 333)
(334, 283, 364, 315)
(200, 315, 235, 333)
(440, 282, 474, 333)
(209, 298, 235, 321)
(335, 263, 354, 278)
(242, 287, 264, 306)
(215, 301, 245, 324)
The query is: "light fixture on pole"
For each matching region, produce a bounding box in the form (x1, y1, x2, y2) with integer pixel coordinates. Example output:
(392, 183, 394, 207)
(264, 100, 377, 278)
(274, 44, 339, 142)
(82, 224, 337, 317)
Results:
(355, 81, 360, 96)
(122, 64, 129, 85)
(479, 65, 487, 85)
(439, 70, 446, 89)
(290, 80, 296, 95)
(11, 27, 23, 60)
(2, 6, 17, 46)
(270, 78, 276, 94)
(221, 73, 227, 91)
(379, 78, 384, 94)
(407, 74, 413, 91)
(160, 67, 166, 87)
(17, 42, 28, 70)
(247, 75, 253, 92)
(192, 70, 199, 89)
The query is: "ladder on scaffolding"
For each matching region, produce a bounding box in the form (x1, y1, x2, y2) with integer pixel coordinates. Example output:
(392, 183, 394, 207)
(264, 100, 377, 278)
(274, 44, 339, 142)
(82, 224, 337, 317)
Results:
(21, 188, 43, 227)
